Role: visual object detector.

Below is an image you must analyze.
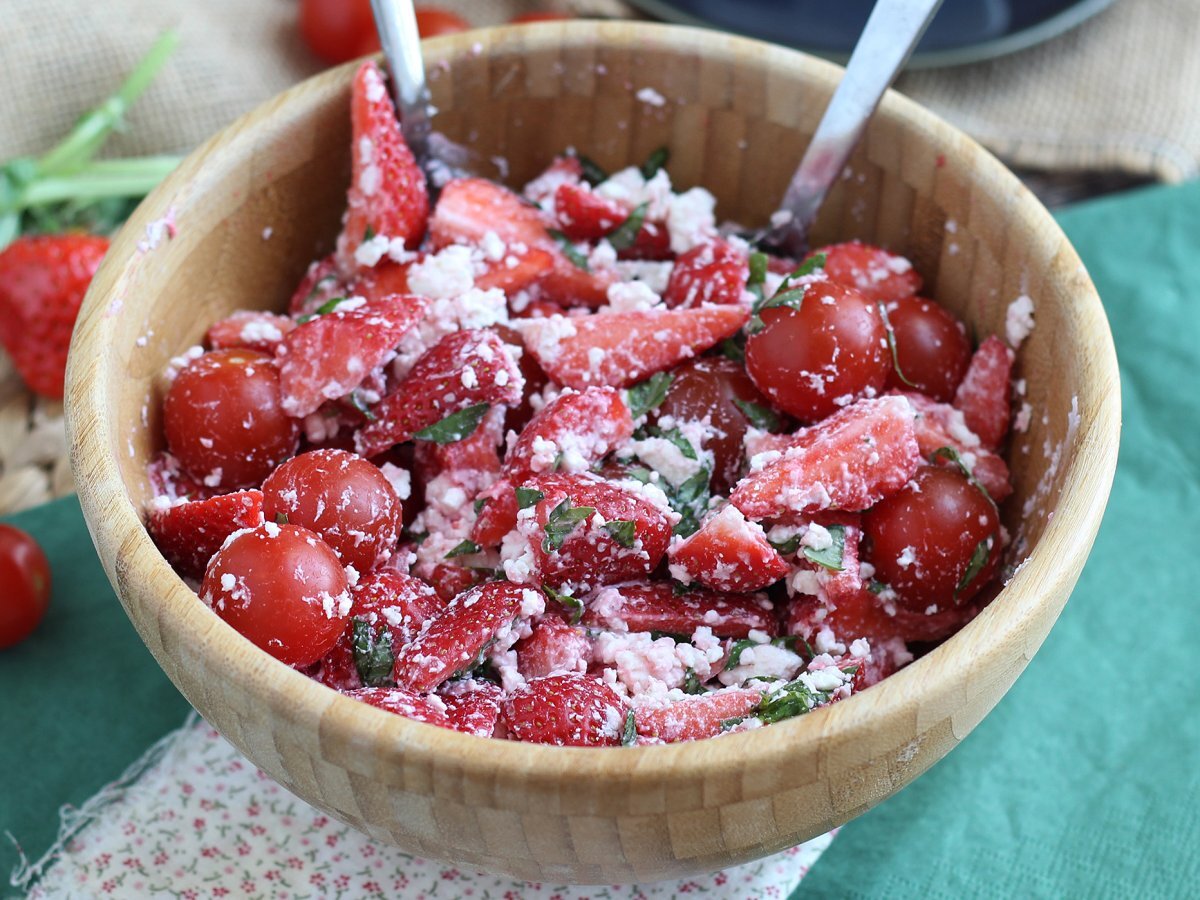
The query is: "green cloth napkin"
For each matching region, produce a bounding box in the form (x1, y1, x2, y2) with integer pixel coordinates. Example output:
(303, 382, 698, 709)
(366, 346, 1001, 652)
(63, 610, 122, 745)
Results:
(800, 181, 1200, 898)
(2, 181, 1198, 895)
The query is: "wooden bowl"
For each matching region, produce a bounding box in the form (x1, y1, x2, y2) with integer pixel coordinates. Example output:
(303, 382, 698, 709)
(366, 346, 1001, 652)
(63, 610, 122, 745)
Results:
(66, 22, 1120, 884)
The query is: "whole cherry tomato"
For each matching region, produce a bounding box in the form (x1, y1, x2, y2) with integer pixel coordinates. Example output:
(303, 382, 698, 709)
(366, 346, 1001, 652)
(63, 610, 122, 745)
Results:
(882, 295, 972, 402)
(299, 0, 375, 64)
(0, 524, 51, 649)
(354, 6, 473, 56)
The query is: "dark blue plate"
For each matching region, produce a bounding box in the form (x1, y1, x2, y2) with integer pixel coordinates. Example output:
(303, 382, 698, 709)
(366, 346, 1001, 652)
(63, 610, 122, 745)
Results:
(626, 0, 1119, 69)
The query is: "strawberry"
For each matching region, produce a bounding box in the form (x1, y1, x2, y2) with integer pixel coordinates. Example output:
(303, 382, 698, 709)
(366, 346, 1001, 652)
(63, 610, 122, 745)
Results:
(668, 504, 789, 592)
(785, 515, 867, 610)
(730, 395, 921, 520)
(392, 581, 531, 691)
(901, 391, 1012, 501)
(522, 155, 584, 209)
(553, 182, 629, 240)
(350, 569, 444, 647)
(634, 688, 763, 742)
(953, 335, 1014, 450)
(427, 563, 488, 603)
(414, 405, 505, 495)
(785, 588, 896, 652)
(474, 246, 555, 294)
(347, 258, 419, 302)
(205, 311, 295, 354)
(518, 472, 674, 588)
(515, 619, 592, 679)
(503, 386, 634, 485)
(663, 239, 749, 309)
(309, 635, 361, 691)
(277, 293, 427, 419)
(146, 490, 264, 579)
(500, 673, 627, 746)
(343, 687, 452, 728)
(354, 329, 524, 457)
(288, 253, 343, 317)
(336, 61, 430, 272)
(810, 241, 921, 303)
(438, 679, 504, 737)
(0, 234, 109, 399)
(147, 452, 219, 503)
(582, 581, 778, 638)
(514, 305, 748, 390)
(471, 479, 520, 548)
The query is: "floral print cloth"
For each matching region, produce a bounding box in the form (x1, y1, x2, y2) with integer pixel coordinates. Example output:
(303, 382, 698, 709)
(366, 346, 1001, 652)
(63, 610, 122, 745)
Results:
(20, 717, 834, 898)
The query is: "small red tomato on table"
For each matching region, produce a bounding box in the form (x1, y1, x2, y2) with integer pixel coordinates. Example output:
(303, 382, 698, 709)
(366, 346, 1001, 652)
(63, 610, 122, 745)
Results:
(0, 524, 52, 649)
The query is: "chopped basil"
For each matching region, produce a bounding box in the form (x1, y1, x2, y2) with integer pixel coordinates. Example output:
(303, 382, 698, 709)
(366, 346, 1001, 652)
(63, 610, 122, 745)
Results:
(547, 228, 590, 271)
(413, 403, 491, 445)
(639, 146, 670, 180)
(649, 630, 692, 643)
(720, 717, 745, 731)
(473, 496, 488, 515)
(623, 466, 653, 484)
(878, 302, 917, 388)
(726, 635, 800, 669)
(296, 295, 348, 324)
(668, 467, 711, 538)
(930, 445, 997, 507)
(515, 486, 545, 510)
(720, 334, 746, 362)
(784, 251, 827, 283)
(802, 524, 846, 572)
(605, 202, 648, 251)
(543, 584, 584, 624)
(747, 251, 828, 333)
(867, 579, 889, 595)
(733, 398, 782, 432)
(542, 497, 597, 552)
(621, 709, 638, 746)
(347, 389, 377, 421)
(445, 539, 482, 559)
(274, 512, 289, 526)
(682, 668, 705, 694)
(768, 533, 802, 555)
(639, 424, 697, 461)
(351, 618, 395, 688)
(602, 519, 637, 548)
(747, 251, 769, 291)
(363, 224, 376, 242)
(754, 676, 832, 724)
(577, 153, 607, 186)
(404, 528, 429, 545)
(955, 535, 992, 600)
(625, 371, 674, 419)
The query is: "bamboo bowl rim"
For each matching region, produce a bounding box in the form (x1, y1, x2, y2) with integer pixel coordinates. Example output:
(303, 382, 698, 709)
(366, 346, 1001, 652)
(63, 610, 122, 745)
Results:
(68, 21, 1120, 823)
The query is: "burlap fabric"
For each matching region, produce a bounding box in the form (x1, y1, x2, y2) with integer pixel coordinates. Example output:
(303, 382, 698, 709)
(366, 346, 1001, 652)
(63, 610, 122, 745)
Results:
(0, 0, 1195, 514)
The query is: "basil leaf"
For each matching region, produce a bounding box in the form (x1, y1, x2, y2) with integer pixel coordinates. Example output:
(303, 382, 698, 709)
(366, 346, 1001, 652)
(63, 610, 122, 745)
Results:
(274, 512, 289, 526)
(542, 497, 597, 552)
(682, 668, 705, 694)
(543, 584, 584, 624)
(621, 709, 638, 746)
(577, 154, 607, 186)
(445, 539, 482, 559)
(296, 295, 348, 324)
(720, 717, 745, 732)
(351, 618, 395, 688)
(623, 466, 653, 484)
(877, 302, 917, 388)
(747, 251, 769, 289)
(955, 535, 993, 599)
(404, 529, 429, 545)
(363, 224, 376, 242)
(929, 446, 997, 507)
(784, 251, 827, 284)
(625, 372, 674, 420)
(413, 403, 491, 445)
(768, 533, 802, 555)
(473, 497, 488, 515)
(867, 579, 889, 595)
(547, 228, 590, 271)
(641, 425, 697, 461)
(347, 389, 377, 421)
(602, 519, 637, 548)
(720, 334, 746, 362)
(802, 524, 846, 572)
(515, 486, 545, 510)
(606, 202, 648, 251)
(668, 467, 711, 538)
(733, 398, 782, 432)
(726, 638, 755, 669)
(639, 146, 670, 180)
(754, 676, 837, 725)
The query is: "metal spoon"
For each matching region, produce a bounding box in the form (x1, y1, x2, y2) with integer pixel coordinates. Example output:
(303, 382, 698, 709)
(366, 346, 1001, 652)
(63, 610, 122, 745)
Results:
(770, 0, 945, 256)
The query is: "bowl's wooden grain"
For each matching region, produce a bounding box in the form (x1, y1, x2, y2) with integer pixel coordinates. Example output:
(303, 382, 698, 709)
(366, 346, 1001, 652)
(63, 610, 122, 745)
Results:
(66, 22, 1120, 884)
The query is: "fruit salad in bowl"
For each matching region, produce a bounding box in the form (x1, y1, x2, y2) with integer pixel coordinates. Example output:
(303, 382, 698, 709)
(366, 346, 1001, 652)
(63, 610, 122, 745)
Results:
(144, 59, 1023, 748)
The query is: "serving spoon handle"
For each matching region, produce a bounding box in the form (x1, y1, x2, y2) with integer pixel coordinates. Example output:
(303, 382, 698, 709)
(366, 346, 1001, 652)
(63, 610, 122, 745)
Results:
(771, 0, 945, 257)
(369, 0, 433, 166)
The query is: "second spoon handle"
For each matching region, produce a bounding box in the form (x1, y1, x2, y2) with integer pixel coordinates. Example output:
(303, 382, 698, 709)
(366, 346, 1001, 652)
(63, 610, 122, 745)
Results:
(774, 0, 945, 256)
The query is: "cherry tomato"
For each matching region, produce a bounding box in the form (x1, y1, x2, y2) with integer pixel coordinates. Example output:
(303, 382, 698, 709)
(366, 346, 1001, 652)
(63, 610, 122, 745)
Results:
(745, 280, 889, 422)
(164, 349, 300, 491)
(653, 357, 780, 495)
(200, 523, 350, 667)
(882, 295, 972, 402)
(862, 466, 1000, 612)
(262, 449, 402, 573)
(299, 0, 375, 64)
(509, 11, 572, 23)
(415, 7, 471, 36)
(0, 524, 51, 649)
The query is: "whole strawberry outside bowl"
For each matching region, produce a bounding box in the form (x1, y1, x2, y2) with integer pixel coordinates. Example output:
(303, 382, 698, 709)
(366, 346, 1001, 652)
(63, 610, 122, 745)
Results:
(66, 22, 1119, 884)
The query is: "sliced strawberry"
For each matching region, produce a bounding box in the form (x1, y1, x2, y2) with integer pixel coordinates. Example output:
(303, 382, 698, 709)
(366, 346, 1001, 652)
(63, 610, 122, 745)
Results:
(730, 395, 921, 520)
(500, 673, 627, 746)
(668, 504, 789, 592)
(392, 581, 530, 691)
(519, 472, 674, 588)
(347, 258, 419, 302)
(618, 219, 673, 262)
(350, 569, 444, 647)
(309, 637, 361, 692)
(554, 182, 629, 240)
(344, 687, 451, 728)
(288, 253, 344, 317)
(146, 490, 264, 579)
(533, 256, 616, 308)
(582, 581, 778, 638)
(901, 391, 1012, 501)
(953, 335, 1014, 450)
(475, 246, 555, 294)
(811, 241, 921, 303)
(786, 587, 895, 651)
(355, 329, 524, 457)
(0, 233, 109, 399)
(515, 619, 592, 679)
(414, 404, 505, 496)
(471, 478, 520, 548)
(502, 386, 634, 485)
(438, 679, 504, 737)
(147, 452, 219, 503)
(278, 294, 427, 418)
(515, 306, 748, 390)
(427, 563, 487, 603)
(785, 516, 866, 610)
(431, 178, 552, 252)
(663, 239, 749, 309)
(206, 311, 295, 354)
(336, 61, 430, 271)
(522, 154, 584, 208)
(634, 688, 763, 742)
